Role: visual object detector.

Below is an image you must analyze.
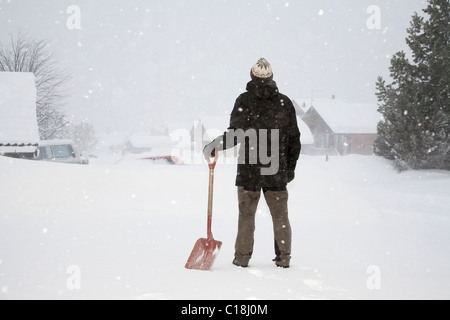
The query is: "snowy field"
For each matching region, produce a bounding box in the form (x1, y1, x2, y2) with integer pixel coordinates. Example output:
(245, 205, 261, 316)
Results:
(0, 154, 449, 300)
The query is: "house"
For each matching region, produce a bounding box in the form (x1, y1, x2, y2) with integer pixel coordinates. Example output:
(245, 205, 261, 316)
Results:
(123, 133, 174, 154)
(296, 98, 381, 156)
(292, 100, 309, 118)
(0, 72, 40, 159)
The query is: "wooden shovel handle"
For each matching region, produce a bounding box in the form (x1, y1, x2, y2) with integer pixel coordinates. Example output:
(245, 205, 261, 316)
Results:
(206, 153, 218, 239)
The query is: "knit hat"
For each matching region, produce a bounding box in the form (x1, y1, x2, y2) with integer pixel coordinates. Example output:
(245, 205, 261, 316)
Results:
(250, 58, 273, 80)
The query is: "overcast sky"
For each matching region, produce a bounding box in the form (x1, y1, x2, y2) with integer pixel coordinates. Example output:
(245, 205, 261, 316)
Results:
(0, 0, 428, 133)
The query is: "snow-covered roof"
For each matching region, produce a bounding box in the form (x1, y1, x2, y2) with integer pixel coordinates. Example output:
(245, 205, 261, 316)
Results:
(297, 116, 314, 145)
(39, 139, 76, 147)
(300, 98, 381, 134)
(0, 72, 40, 146)
(293, 100, 309, 117)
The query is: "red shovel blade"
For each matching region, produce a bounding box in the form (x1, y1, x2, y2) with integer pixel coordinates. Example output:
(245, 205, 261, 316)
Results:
(185, 237, 222, 271)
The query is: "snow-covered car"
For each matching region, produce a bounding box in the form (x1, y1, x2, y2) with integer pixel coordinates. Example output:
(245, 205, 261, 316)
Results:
(36, 140, 89, 165)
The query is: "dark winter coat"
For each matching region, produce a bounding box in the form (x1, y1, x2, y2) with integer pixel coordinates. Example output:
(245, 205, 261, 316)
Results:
(205, 79, 301, 189)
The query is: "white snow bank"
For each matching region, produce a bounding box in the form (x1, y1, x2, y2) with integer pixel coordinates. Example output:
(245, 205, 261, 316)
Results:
(0, 155, 449, 300)
(0, 72, 39, 145)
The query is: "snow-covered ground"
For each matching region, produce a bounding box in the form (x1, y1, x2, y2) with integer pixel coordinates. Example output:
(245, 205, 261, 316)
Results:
(0, 154, 449, 300)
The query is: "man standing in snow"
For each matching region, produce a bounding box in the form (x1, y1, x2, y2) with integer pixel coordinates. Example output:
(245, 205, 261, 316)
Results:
(203, 58, 301, 268)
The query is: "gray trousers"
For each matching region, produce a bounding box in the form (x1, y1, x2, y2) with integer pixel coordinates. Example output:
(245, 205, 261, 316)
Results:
(235, 187, 292, 267)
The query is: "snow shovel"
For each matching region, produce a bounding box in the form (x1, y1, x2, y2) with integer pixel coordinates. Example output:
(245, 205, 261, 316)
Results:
(185, 154, 222, 271)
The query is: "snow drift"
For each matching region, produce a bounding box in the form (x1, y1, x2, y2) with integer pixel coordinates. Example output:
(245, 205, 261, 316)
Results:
(0, 154, 449, 300)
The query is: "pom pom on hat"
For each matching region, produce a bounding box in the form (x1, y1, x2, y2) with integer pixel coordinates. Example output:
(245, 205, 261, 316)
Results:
(251, 58, 273, 80)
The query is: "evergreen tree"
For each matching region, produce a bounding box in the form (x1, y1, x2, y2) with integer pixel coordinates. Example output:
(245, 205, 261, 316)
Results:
(374, 0, 450, 171)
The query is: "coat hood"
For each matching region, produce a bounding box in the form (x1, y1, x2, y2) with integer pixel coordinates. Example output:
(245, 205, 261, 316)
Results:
(246, 79, 279, 101)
